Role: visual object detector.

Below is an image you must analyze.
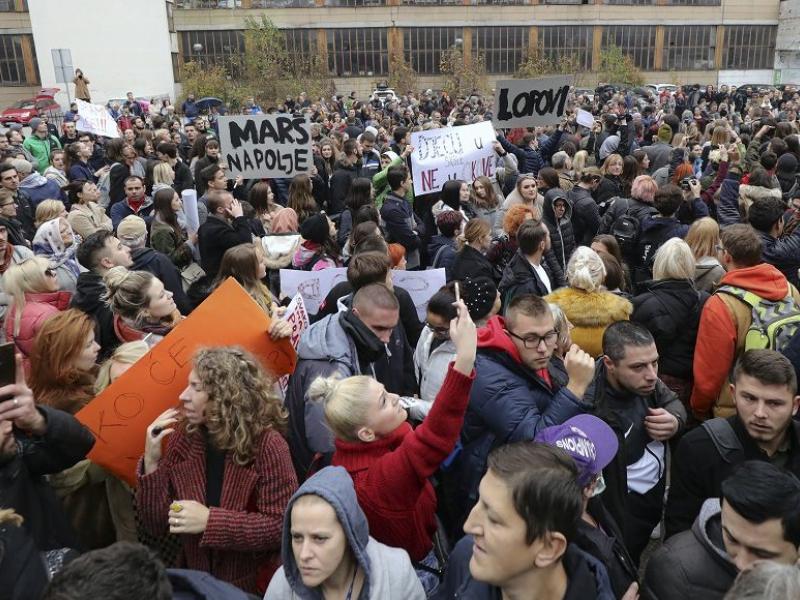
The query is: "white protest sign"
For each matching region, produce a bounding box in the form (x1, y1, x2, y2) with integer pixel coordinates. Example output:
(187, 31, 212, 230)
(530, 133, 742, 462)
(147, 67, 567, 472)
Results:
(576, 108, 595, 129)
(280, 268, 348, 315)
(181, 189, 199, 233)
(391, 268, 446, 320)
(280, 267, 446, 320)
(493, 75, 573, 128)
(75, 99, 119, 138)
(410, 121, 497, 196)
(217, 114, 312, 179)
(278, 293, 310, 396)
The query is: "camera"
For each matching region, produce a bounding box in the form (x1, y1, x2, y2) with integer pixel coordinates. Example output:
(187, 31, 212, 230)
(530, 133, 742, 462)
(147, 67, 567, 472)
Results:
(680, 177, 698, 191)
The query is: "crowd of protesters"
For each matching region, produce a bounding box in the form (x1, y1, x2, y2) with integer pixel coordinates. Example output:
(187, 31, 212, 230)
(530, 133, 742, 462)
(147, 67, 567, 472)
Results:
(1, 78, 800, 600)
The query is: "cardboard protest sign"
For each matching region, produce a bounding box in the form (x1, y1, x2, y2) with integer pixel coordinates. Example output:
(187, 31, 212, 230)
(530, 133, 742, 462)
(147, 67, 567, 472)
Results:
(280, 267, 445, 320)
(280, 267, 348, 315)
(493, 75, 573, 128)
(217, 114, 312, 179)
(75, 99, 119, 138)
(278, 293, 310, 396)
(410, 121, 497, 196)
(576, 108, 595, 129)
(391, 269, 446, 320)
(75, 278, 296, 486)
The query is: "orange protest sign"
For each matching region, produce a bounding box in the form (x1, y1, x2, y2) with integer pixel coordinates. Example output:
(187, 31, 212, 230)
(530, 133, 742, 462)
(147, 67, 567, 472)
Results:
(75, 278, 296, 487)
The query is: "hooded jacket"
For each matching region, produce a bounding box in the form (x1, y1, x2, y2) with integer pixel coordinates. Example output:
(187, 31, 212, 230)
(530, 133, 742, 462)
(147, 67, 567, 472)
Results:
(130, 246, 192, 315)
(428, 235, 457, 279)
(265, 466, 424, 599)
(413, 324, 457, 408)
(496, 129, 563, 177)
(632, 279, 709, 380)
(451, 244, 496, 283)
(19, 172, 63, 207)
(542, 189, 576, 270)
(285, 309, 414, 481)
(759, 227, 800, 289)
(544, 287, 632, 358)
(691, 263, 800, 419)
(693, 256, 725, 293)
(5, 290, 72, 372)
(440, 536, 615, 600)
(643, 499, 736, 600)
(443, 316, 590, 534)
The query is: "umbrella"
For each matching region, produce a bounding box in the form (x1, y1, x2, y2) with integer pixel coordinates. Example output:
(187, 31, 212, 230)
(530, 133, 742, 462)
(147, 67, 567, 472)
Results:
(195, 97, 223, 111)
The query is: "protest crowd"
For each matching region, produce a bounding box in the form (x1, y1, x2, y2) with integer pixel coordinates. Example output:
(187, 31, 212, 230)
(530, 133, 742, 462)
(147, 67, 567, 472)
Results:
(3, 75, 800, 600)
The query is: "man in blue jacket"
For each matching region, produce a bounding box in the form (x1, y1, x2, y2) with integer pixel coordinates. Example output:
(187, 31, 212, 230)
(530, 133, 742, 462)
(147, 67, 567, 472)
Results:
(496, 124, 564, 177)
(747, 195, 800, 289)
(438, 442, 615, 600)
(440, 293, 595, 538)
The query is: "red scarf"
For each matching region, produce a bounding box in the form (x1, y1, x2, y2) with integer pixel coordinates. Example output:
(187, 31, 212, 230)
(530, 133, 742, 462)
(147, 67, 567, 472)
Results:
(127, 196, 145, 213)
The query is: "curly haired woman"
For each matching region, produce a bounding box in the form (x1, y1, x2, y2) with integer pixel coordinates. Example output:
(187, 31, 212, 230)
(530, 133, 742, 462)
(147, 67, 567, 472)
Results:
(137, 347, 298, 594)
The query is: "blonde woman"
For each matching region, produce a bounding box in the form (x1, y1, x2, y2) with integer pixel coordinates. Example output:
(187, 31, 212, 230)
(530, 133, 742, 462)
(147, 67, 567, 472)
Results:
(65, 180, 113, 239)
(545, 246, 632, 357)
(139, 346, 298, 594)
(151, 161, 175, 194)
(596, 152, 624, 206)
(310, 300, 475, 595)
(34, 199, 67, 229)
(3, 256, 71, 371)
(103, 266, 181, 346)
(685, 217, 726, 292)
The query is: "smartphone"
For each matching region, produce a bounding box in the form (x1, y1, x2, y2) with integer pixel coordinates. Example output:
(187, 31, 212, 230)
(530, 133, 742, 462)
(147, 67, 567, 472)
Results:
(0, 342, 14, 390)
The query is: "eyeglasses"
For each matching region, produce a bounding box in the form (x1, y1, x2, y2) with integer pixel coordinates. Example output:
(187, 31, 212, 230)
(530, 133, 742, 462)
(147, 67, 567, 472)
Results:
(507, 329, 558, 349)
(426, 322, 450, 337)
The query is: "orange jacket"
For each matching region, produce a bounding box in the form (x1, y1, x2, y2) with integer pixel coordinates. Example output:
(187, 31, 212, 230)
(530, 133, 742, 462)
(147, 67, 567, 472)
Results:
(690, 263, 798, 419)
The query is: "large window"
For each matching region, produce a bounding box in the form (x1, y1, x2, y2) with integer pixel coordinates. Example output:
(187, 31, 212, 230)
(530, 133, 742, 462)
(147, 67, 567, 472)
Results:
(0, 34, 35, 85)
(538, 26, 592, 71)
(404, 27, 462, 75)
(473, 27, 529, 74)
(663, 25, 715, 70)
(723, 25, 777, 70)
(602, 25, 657, 70)
(284, 29, 317, 64)
(327, 29, 388, 76)
(180, 30, 244, 75)
(667, 0, 720, 5)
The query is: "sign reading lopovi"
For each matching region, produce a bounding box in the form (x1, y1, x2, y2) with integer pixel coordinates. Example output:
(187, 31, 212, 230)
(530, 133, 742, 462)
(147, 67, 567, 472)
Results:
(217, 114, 313, 179)
(492, 75, 573, 128)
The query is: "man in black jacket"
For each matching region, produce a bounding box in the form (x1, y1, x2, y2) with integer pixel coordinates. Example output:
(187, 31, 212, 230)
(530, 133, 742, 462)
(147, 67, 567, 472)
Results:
(116, 215, 192, 315)
(155, 142, 193, 194)
(0, 161, 35, 242)
(665, 349, 800, 538)
(72, 230, 134, 359)
(328, 139, 361, 215)
(643, 461, 800, 600)
(380, 165, 424, 269)
(747, 195, 800, 289)
(499, 219, 553, 307)
(0, 365, 95, 554)
(584, 321, 686, 564)
(197, 190, 252, 279)
(567, 168, 602, 246)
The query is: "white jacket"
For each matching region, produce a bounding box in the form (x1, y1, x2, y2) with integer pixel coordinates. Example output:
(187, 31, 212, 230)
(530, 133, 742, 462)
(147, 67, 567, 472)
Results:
(413, 325, 457, 412)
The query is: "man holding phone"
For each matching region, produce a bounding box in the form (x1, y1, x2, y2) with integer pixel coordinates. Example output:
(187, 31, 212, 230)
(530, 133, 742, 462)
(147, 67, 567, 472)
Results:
(0, 352, 95, 555)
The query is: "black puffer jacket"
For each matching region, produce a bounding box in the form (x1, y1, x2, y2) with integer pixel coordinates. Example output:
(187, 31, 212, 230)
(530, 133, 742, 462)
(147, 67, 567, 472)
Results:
(568, 185, 601, 246)
(631, 279, 709, 380)
(542, 189, 576, 271)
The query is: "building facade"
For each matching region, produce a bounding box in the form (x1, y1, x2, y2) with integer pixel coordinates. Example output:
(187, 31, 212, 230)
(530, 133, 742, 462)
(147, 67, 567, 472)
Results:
(0, 0, 789, 109)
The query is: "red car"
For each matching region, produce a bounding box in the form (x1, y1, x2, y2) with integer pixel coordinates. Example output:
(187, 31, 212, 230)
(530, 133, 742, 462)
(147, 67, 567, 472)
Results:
(1, 90, 61, 126)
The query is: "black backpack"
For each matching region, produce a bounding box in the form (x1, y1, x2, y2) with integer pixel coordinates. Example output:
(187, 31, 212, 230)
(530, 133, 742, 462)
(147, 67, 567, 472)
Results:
(610, 198, 641, 257)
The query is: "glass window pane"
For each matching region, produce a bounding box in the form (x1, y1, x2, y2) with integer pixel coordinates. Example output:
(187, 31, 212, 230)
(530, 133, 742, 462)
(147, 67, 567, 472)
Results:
(723, 25, 776, 70)
(538, 26, 592, 71)
(328, 28, 388, 76)
(601, 25, 656, 70)
(663, 25, 715, 70)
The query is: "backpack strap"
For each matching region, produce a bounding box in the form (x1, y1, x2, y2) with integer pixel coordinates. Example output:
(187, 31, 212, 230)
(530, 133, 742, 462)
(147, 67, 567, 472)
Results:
(431, 244, 448, 270)
(701, 418, 745, 464)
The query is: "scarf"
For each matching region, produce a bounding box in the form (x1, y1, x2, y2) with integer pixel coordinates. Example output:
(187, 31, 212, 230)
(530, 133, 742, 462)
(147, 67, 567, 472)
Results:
(339, 309, 386, 365)
(127, 196, 145, 214)
(32, 218, 81, 279)
(0, 244, 13, 274)
(0, 216, 27, 248)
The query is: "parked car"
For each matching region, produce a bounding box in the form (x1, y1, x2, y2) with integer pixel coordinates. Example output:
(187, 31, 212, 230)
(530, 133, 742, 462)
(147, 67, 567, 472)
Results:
(370, 86, 397, 105)
(645, 83, 677, 96)
(1, 92, 61, 126)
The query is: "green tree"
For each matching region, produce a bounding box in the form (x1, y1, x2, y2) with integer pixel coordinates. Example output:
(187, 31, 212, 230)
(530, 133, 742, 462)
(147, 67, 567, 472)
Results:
(598, 44, 644, 87)
(440, 47, 487, 98)
(178, 61, 236, 107)
(515, 51, 587, 87)
(389, 52, 418, 95)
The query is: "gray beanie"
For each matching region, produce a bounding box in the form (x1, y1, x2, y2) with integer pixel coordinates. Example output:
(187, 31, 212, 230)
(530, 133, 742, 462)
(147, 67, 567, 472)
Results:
(28, 117, 42, 131)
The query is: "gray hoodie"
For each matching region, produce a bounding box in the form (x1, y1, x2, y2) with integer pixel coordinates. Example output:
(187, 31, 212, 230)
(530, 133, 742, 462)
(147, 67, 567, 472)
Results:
(264, 466, 424, 600)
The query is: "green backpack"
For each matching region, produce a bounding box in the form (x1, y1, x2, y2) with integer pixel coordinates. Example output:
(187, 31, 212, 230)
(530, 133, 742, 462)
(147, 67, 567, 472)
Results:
(717, 285, 800, 353)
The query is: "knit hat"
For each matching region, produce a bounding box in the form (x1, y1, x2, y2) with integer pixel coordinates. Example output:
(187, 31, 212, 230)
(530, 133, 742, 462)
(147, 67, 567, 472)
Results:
(461, 276, 497, 322)
(364, 126, 378, 138)
(657, 123, 673, 143)
(381, 150, 399, 162)
(776, 153, 798, 175)
(28, 117, 42, 131)
(299, 213, 329, 245)
(117, 215, 147, 241)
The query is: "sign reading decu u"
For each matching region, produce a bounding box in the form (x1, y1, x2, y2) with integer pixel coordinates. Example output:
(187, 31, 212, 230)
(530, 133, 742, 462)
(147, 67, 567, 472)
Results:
(492, 76, 573, 128)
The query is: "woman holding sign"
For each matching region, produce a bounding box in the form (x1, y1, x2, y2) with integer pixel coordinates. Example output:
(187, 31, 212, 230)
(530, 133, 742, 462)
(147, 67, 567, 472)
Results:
(138, 346, 298, 594)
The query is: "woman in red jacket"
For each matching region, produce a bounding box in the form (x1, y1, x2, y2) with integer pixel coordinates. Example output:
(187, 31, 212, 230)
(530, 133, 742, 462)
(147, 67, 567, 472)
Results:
(310, 299, 476, 596)
(138, 346, 298, 594)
